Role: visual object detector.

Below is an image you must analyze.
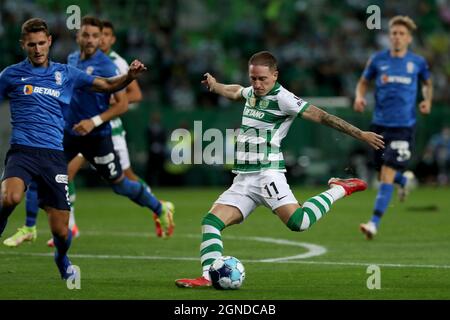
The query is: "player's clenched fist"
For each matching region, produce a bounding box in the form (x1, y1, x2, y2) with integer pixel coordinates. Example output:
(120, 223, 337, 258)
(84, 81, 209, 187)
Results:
(202, 73, 217, 92)
(128, 60, 147, 79)
(73, 119, 95, 136)
(353, 96, 367, 113)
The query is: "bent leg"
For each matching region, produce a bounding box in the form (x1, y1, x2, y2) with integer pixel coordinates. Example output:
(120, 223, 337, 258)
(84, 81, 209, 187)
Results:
(277, 184, 346, 232)
(111, 175, 162, 215)
(0, 177, 26, 235)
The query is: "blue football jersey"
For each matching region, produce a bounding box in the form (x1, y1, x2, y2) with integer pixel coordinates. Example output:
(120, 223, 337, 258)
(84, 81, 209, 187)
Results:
(0, 59, 95, 150)
(362, 49, 430, 127)
(65, 49, 120, 136)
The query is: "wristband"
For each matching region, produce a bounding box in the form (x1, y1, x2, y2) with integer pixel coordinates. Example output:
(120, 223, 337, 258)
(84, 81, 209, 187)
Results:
(91, 115, 104, 127)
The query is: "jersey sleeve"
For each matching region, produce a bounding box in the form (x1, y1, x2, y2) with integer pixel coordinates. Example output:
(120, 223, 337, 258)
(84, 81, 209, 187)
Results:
(278, 90, 310, 117)
(362, 54, 377, 80)
(240, 86, 252, 99)
(418, 57, 431, 81)
(104, 59, 121, 78)
(0, 68, 11, 102)
(67, 65, 95, 89)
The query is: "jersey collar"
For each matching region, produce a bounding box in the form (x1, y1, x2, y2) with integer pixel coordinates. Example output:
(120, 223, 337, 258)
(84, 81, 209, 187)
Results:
(266, 82, 281, 96)
(80, 48, 102, 61)
(24, 58, 53, 72)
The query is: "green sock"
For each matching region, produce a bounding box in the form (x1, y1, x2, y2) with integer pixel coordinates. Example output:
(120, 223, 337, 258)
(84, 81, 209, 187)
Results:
(200, 213, 225, 280)
(287, 190, 336, 231)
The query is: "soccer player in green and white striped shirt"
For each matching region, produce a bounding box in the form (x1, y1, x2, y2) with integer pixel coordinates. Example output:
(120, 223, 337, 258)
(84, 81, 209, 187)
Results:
(175, 51, 385, 288)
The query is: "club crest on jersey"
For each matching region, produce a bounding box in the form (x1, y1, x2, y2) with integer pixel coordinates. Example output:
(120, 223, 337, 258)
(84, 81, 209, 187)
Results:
(259, 99, 269, 109)
(406, 62, 414, 74)
(55, 71, 62, 85)
(86, 66, 94, 75)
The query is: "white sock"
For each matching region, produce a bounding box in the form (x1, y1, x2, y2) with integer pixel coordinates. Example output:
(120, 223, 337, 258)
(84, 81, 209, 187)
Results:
(68, 206, 76, 229)
(325, 185, 346, 202)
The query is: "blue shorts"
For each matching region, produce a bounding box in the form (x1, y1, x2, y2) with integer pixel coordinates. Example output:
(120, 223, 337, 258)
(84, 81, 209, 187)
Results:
(370, 124, 415, 171)
(1, 144, 70, 211)
(63, 133, 123, 182)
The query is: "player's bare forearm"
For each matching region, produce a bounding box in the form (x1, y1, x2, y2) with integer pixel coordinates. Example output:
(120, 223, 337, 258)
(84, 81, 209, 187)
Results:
(322, 113, 363, 139)
(419, 78, 433, 114)
(354, 78, 369, 112)
(202, 73, 243, 101)
(213, 83, 243, 100)
(422, 78, 433, 103)
(302, 105, 384, 149)
(126, 80, 143, 103)
(92, 74, 133, 93)
(92, 59, 146, 93)
(101, 91, 129, 121)
(355, 78, 368, 99)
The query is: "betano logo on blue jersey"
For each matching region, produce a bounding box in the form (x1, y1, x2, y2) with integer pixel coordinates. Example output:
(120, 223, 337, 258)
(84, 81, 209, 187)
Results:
(381, 74, 412, 85)
(23, 85, 61, 97)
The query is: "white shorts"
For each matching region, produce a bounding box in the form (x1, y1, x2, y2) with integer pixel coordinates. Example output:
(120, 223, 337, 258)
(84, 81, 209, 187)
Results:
(111, 134, 131, 170)
(215, 170, 298, 220)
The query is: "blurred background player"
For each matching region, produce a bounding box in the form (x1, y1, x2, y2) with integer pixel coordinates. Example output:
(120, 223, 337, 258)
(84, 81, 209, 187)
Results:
(45, 19, 161, 247)
(354, 16, 433, 240)
(0, 18, 146, 278)
(175, 51, 385, 288)
(3, 16, 173, 248)
(63, 16, 174, 239)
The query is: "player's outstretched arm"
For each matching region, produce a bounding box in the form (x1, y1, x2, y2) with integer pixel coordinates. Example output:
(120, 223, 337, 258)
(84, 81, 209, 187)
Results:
(91, 60, 147, 93)
(202, 73, 243, 101)
(301, 105, 385, 150)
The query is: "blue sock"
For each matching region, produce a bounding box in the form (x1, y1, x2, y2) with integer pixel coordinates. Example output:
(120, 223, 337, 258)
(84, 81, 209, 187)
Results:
(53, 229, 72, 259)
(371, 183, 394, 227)
(25, 181, 39, 227)
(394, 172, 407, 188)
(111, 177, 162, 216)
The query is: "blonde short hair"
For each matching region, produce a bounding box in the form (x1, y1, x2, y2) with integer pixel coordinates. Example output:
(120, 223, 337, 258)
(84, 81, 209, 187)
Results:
(389, 16, 417, 33)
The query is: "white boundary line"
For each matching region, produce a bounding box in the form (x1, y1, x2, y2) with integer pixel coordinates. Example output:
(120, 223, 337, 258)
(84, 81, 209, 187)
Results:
(1, 251, 449, 269)
(0, 233, 327, 262)
(1, 231, 449, 269)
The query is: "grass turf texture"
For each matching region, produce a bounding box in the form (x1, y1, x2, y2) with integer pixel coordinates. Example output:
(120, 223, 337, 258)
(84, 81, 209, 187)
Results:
(0, 187, 449, 299)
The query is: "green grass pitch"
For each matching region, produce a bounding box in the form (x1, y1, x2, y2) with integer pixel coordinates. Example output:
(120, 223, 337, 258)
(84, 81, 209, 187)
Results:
(0, 186, 449, 299)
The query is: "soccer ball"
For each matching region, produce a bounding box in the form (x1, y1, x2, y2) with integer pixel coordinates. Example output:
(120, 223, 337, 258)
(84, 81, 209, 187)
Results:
(209, 256, 245, 290)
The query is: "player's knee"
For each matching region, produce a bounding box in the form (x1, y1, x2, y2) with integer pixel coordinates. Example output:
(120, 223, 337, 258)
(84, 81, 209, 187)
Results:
(285, 208, 304, 232)
(201, 212, 227, 230)
(50, 221, 69, 238)
(2, 191, 22, 208)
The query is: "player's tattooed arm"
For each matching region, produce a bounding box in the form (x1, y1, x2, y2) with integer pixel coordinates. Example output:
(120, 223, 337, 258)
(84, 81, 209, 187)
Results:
(202, 73, 244, 101)
(301, 105, 385, 150)
(92, 60, 147, 93)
